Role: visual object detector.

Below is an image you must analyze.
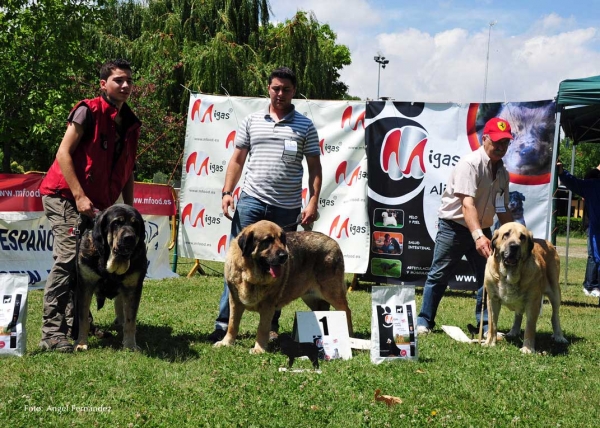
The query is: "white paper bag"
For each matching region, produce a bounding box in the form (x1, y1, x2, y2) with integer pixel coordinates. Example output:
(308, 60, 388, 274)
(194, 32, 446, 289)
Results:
(0, 274, 29, 357)
(370, 285, 418, 363)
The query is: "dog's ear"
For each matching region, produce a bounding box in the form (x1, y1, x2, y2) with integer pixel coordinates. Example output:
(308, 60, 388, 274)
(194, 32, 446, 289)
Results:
(92, 210, 109, 258)
(526, 230, 534, 256)
(133, 209, 146, 252)
(490, 229, 500, 256)
(237, 230, 254, 257)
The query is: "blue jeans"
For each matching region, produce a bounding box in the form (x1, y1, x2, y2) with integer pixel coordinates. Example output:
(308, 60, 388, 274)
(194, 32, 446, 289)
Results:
(417, 219, 489, 331)
(215, 192, 301, 331)
(583, 233, 600, 290)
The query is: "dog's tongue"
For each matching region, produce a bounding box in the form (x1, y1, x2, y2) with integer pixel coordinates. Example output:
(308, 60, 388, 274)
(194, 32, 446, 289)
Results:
(269, 265, 282, 278)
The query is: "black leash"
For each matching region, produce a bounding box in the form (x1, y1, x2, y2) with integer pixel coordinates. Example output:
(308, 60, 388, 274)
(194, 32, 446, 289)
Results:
(70, 214, 94, 340)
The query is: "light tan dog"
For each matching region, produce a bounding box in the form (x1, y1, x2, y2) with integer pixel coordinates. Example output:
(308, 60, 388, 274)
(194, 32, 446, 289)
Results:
(215, 220, 353, 354)
(484, 222, 568, 353)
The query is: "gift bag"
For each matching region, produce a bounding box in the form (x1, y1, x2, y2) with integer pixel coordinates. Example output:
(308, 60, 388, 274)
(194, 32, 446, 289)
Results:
(370, 285, 418, 363)
(0, 274, 29, 357)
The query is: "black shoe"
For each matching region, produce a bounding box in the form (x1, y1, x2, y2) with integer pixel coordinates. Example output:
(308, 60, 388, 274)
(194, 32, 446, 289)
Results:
(207, 329, 226, 343)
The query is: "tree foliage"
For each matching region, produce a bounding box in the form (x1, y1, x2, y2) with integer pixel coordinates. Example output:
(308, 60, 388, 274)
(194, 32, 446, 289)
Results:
(1, 0, 352, 183)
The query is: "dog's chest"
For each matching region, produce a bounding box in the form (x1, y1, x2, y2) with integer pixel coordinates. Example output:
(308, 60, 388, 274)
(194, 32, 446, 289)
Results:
(497, 280, 527, 312)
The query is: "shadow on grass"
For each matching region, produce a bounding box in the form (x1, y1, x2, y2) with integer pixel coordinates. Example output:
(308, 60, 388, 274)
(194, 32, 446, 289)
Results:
(501, 331, 579, 356)
(559, 298, 600, 308)
(87, 323, 201, 361)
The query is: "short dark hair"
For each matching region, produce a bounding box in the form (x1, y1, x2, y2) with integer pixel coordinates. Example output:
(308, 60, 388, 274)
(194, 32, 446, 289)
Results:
(269, 66, 296, 87)
(584, 167, 600, 180)
(99, 59, 132, 80)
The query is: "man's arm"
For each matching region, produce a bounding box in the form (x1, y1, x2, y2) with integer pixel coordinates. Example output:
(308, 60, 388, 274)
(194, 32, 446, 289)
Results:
(301, 155, 322, 225)
(55, 122, 95, 217)
(459, 194, 492, 258)
(221, 147, 248, 220)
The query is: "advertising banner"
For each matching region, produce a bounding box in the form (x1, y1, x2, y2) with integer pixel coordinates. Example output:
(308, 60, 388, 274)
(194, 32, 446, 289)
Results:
(0, 174, 178, 288)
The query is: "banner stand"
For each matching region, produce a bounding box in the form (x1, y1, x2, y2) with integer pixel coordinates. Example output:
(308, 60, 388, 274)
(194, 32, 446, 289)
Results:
(186, 260, 206, 277)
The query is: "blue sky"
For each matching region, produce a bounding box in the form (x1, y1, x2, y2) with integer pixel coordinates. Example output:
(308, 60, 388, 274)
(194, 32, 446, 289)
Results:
(269, 0, 600, 102)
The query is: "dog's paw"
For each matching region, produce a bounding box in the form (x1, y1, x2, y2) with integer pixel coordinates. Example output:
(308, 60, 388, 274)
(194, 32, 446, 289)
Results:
(552, 334, 568, 344)
(75, 343, 88, 352)
(520, 346, 534, 354)
(506, 329, 520, 338)
(213, 340, 230, 348)
(250, 346, 266, 354)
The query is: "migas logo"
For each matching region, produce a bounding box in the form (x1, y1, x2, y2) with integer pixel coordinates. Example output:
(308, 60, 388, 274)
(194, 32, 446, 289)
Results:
(335, 161, 364, 186)
(186, 151, 209, 176)
(225, 130, 236, 150)
(380, 126, 428, 181)
(181, 203, 206, 227)
(190, 99, 214, 123)
(217, 235, 228, 256)
(341, 105, 365, 131)
(329, 215, 350, 239)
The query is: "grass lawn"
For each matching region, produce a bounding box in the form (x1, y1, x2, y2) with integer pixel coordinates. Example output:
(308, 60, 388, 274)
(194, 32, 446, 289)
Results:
(1, 238, 599, 427)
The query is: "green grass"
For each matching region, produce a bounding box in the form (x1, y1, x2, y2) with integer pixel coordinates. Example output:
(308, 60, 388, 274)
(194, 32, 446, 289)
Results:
(2, 244, 600, 427)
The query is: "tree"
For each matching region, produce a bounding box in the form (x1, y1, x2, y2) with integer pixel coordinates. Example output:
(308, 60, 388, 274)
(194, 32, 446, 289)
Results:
(0, 0, 109, 173)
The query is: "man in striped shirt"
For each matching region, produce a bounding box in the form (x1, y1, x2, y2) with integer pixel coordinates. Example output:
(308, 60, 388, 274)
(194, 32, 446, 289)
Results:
(208, 66, 322, 343)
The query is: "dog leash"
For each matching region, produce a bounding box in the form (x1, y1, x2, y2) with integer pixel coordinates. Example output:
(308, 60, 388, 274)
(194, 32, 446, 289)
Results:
(71, 213, 95, 340)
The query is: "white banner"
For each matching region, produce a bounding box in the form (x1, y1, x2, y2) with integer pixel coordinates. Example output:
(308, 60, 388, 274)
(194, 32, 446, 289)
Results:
(178, 95, 371, 273)
(0, 213, 177, 289)
(179, 96, 554, 282)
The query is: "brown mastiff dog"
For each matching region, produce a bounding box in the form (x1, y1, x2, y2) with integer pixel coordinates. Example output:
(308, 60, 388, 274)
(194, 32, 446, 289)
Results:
(484, 222, 568, 353)
(215, 220, 353, 354)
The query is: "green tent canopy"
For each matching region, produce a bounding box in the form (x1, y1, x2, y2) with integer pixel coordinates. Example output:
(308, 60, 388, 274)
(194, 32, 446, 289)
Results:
(556, 75, 600, 143)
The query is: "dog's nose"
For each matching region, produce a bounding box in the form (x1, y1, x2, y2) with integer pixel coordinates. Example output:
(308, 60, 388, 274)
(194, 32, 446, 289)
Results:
(120, 234, 137, 247)
(277, 251, 288, 265)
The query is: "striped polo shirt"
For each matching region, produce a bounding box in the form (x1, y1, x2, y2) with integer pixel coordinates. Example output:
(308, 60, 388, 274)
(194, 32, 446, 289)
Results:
(237, 105, 320, 209)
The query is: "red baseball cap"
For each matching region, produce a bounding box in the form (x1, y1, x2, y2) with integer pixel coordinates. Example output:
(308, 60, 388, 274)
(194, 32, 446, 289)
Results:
(483, 118, 513, 142)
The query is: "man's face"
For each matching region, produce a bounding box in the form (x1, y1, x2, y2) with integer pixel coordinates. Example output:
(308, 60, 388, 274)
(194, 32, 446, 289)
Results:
(483, 135, 511, 162)
(268, 77, 295, 112)
(100, 68, 133, 106)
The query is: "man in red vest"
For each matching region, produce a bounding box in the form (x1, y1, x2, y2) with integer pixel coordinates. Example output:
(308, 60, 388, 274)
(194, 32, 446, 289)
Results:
(38, 59, 141, 352)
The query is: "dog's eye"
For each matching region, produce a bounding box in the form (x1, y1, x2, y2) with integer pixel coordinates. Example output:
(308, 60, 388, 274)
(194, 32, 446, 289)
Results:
(519, 234, 526, 242)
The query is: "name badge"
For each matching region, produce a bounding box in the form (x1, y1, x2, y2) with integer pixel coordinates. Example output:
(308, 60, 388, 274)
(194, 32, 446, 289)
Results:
(495, 192, 506, 213)
(282, 139, 297, 162)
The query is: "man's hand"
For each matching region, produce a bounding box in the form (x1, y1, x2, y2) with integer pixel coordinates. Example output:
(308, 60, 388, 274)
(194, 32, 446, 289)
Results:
(556, 160, 564, 175)
(75, 195, 95, 218)
(475, 236, 492, 258)
(222, 195, 235, 220)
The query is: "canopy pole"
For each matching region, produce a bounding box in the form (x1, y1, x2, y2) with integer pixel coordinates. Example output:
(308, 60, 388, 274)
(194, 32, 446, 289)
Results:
(547, 110, 562, 242)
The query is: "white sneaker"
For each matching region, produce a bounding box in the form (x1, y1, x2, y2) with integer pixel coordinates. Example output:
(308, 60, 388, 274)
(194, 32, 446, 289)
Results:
(590, 288, 600, 298)
(583, 287, 592, 296)
(417, 325, 431, 335)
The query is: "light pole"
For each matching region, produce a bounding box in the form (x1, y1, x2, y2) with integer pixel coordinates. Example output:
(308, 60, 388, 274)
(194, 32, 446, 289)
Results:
(374, 54, 389, 100)
(483, 20, 496, 103)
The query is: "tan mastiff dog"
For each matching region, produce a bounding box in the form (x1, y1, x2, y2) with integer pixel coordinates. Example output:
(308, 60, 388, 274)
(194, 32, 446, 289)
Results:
(484, 222, 568, 353)
(215, 220, 353, 354)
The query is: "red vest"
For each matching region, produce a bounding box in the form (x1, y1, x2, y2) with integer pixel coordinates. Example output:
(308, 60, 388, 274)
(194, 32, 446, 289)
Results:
(39, 96, 141, 210)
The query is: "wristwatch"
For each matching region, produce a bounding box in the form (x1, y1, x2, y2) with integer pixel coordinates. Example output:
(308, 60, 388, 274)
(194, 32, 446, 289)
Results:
(221, 191, 233, 198)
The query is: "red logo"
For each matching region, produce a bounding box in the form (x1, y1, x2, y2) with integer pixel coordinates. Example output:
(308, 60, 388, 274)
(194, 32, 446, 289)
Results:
(341, 106, 365, 131)
(218, 235, 228, 255)
(400, 349, 407, 357)
(384, 314, 394, 324)
(185, 151, 210, 176)
(225, 130, 236, 150)
(190, 99, 214, 123)
(329, 215, 350, 239)
(181, 203, 205, 227)
(335, 161, 362, 186)
(380, 127, 427, 180)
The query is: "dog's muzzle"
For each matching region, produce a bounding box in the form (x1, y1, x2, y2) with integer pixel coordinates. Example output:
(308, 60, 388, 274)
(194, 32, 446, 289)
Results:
(502, 243, 521, 266)
(265, 250, 288, 278)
